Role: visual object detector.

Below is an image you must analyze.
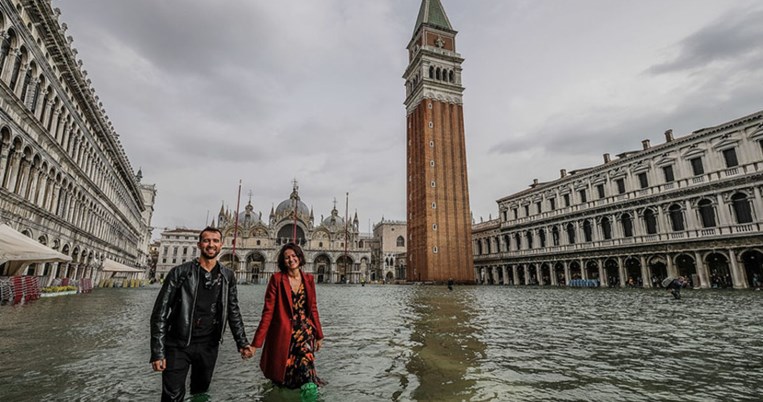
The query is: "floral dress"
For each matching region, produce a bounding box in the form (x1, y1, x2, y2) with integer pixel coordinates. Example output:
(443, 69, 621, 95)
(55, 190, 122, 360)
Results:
(283, 283, 323, 389)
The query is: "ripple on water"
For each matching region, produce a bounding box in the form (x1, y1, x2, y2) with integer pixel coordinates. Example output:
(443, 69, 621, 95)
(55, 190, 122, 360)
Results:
(1, 285, 762, 401)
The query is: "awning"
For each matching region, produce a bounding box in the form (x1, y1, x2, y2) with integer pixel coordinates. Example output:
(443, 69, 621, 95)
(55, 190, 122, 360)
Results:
(102, 258, 143, 273)
(0, 224, 72, 268)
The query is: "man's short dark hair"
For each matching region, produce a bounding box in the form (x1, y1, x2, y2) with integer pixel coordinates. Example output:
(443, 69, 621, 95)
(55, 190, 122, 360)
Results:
(198, 226, 223, 242)
(277, 243, 305, 273)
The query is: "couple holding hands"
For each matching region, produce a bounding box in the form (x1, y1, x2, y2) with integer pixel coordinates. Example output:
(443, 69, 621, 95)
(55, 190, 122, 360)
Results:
(149, 227, 324, 401)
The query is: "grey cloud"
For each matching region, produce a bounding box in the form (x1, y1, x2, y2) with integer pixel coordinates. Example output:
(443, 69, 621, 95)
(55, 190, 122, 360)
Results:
(648, 7, 763, 74)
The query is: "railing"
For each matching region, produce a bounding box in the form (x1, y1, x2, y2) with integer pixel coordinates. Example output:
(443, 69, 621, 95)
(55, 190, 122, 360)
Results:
(664, 183, 674, 190)
(700, 228, 716, 236)
(692, 176, 705, 184)
(670, 232, 685, 239)
(725, 167, 739, 176)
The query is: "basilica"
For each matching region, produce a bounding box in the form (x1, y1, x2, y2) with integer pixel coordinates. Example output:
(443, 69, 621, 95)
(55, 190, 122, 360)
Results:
(155, 182, 373, 285)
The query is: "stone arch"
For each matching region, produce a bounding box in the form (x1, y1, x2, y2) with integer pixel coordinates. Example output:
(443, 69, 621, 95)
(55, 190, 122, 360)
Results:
(245, 251, 266, 284)
(584, 260, 599, 280)
(674, 253, 697, 287)
(740, 249, 763, 288)
(553, 262, 565, 286)
(604, 258, 619, 287)
(314, 253, 331, 284)
(705, 251, 731, 288)
(624, 256, 641, 287)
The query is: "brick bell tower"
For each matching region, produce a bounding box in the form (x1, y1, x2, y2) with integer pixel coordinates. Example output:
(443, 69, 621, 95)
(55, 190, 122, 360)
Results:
(404, 0, 474, 283)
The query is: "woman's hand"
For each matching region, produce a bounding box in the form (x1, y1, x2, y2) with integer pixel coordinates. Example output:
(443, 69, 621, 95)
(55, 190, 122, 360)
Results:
(316, 339, 323, 352)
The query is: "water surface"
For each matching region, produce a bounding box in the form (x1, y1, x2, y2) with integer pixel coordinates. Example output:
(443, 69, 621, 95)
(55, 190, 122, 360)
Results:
(1, 285, 761, 401)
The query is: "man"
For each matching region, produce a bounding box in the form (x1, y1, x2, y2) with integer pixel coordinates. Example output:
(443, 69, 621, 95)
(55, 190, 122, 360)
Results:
(150, 227, 252, 401)
(666, 276, 685, 300)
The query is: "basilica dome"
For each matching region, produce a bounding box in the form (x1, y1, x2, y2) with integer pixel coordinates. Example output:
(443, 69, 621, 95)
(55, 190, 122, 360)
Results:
(275, 198, 310, 217)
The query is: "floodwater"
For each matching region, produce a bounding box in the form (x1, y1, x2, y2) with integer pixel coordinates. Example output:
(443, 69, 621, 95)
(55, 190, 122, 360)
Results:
(1, 285, 762, 401)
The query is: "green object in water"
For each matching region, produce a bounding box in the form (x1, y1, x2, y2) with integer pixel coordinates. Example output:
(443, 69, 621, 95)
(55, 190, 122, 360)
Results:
(300, 382, 318, 402)
(190, 392, 210, 402)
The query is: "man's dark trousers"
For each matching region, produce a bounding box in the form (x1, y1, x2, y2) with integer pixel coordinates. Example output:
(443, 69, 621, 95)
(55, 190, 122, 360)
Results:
(161, 342, 220, 402)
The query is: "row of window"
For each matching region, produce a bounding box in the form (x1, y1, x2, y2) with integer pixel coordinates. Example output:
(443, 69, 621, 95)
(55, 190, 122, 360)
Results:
(479, 193, 754, 254)
(506, 146, 750, 220)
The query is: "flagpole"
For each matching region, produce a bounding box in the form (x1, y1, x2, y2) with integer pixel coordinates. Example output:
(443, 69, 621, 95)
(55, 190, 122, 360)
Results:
(344, 192, 349, 283)
(232, 180, 242, 262)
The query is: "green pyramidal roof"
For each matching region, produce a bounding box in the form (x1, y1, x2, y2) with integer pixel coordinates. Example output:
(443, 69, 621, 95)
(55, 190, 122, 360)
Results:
(414, 0, 453, 33)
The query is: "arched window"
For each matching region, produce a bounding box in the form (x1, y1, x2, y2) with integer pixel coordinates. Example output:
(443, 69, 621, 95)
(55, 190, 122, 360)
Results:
(698, 199, 716, 228)
(583, 220, 592, 242)
(552, 226, 560, 246)
(644, 209, 658, 234)
(428, 66, 434, 79)
(621, 213, 633, 237)
(526, 230, 533, 249)
(9, 46, 26, 91)
(396, 235, 405, 247)
(486, 239, 491, 254)
(601, 217, 612, 240)
(538, 229, 546, 248)
(0, 30, 13, 77)
(732, 193, 753, 224)
(515, 232, 522, 250)
(669, 204, 685, 231)
(566, 223, 576, 244)
(449, 70, 454, 83)
(436, 67, 441, 80)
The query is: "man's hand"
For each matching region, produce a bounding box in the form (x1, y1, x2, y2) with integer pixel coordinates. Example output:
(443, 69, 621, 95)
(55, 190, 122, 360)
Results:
(151, 359, 166, 372)
(240, 345, 255, 359)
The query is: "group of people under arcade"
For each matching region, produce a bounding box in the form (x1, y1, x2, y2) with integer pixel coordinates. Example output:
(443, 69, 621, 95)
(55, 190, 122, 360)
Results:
(150, 227, 324, 401)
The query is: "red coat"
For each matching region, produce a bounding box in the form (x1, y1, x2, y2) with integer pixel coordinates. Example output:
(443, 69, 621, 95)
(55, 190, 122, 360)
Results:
(251, 271, 324, 383)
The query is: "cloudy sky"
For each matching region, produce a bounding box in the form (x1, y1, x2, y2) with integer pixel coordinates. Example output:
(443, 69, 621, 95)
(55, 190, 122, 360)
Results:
(55, 0, 763, 236)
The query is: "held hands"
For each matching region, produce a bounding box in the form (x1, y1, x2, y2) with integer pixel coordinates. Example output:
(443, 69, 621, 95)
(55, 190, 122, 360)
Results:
(240, 345, 256, 360)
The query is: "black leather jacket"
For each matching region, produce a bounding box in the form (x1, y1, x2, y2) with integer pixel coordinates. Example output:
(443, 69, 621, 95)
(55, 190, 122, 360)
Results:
(150, 260, 248, 362)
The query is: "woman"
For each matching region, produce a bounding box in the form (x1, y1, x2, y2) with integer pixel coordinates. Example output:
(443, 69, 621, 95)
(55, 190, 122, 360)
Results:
(250, 243, 324, 395)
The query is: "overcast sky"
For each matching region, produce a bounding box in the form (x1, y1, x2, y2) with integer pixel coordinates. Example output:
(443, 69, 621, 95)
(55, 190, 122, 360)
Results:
(55, 0, 763, 236)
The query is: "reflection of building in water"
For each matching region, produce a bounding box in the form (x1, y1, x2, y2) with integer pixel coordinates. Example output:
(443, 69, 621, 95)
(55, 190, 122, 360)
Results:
(473, 111, 763, 289)
(0, 2, 155, 283)
(155, 182, 372, 284)
(370, 219, 407, 282)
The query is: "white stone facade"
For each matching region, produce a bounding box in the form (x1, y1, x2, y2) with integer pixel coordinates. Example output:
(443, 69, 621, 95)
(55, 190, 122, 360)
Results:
(156, 183, 373, 285)
(0, 1, 154, 283)
(474, 110, 763, 289)
(370, 219, 407, 282)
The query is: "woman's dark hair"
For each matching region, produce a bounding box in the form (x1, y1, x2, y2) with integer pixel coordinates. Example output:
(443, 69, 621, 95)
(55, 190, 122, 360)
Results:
(277, 242, 305, 273)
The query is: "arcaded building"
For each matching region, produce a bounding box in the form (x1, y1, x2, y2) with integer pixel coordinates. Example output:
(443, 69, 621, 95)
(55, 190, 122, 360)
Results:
(155, 182, 373, 285)
(474, 110, 763, 289)
(370, 219, 407, 282)
(404, 0, 474, 283)
(0, 1, 154, 281)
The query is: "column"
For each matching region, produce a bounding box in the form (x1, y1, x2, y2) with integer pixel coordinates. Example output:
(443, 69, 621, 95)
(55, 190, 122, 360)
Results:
(716, 194, 731, 228)
(666, 253, 677, 277)
(3, 151, 21, 190)
(598, 258, 607, 287)
(536, 265, 542, 285)
(753, 187, 763, 223)
(523, 265, 530, 285)
(693, 251, 710, 289)
(550, 263, 558, 286)
(685, 200, 698, 231)
(581, 260, 589, 280)
(640, 255, 651, 288)
(728, 249, 745, 289)
(502, 265, 508, 286)
(512, 265, 519, 286)
(617, 256, 626, 288)
(563, 261, 570, 286)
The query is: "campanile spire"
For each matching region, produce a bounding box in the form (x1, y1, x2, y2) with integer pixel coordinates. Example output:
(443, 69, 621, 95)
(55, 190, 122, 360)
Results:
(403, 0, 474, 283)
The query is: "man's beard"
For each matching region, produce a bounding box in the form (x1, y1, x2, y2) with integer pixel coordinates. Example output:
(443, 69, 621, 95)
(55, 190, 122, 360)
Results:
(201, 248, 220, 259)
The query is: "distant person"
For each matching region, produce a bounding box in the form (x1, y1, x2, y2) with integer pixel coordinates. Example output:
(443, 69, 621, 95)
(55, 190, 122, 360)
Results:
(247, 243, 325, 400)
(447, 278, 454, 291)
(666, 276, 685, 299)
(149, 227, 251, 402)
